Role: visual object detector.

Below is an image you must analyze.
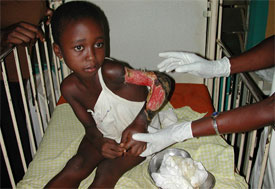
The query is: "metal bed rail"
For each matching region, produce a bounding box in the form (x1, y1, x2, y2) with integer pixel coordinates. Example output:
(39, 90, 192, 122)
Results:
(207, 1, 273, 187)
(213, 40, 273, 187)
(0, 20, 66, 187)
(0, 1, 69, 186)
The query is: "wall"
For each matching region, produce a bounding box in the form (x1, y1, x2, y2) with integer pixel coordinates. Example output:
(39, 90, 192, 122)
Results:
(67, 0, 208, 83)
(265, 0, 274, 38)
(246, 0, 274, 94)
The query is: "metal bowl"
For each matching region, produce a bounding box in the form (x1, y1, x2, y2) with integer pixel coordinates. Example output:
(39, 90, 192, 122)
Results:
(148, 148, 215, 189)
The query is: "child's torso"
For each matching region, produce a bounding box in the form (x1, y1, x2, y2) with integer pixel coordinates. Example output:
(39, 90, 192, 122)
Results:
(86, 65, 145, 143)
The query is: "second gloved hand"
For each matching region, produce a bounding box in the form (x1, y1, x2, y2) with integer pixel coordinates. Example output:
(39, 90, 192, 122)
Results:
(158, 52, 231, 78)
(132, 121, 193, 157)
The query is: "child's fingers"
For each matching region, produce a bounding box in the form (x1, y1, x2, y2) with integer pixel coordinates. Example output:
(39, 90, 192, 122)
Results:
(122, 140, 134, 152)
(120, 130, 130, 145)
(102, 139, 126, 158)
(122, 142, 147, 157)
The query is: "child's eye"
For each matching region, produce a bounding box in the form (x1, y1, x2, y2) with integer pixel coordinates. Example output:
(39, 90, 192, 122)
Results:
(74, 45, 84, 51)
(94, 42, 104, 48)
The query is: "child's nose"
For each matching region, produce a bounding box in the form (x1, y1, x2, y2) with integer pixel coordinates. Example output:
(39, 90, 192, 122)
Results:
(86, 48, 95, 61)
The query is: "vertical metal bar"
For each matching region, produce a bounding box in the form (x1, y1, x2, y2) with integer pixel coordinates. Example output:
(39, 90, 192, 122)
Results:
(205, 0, 219, 97)
(231, 76, 243, 146)
(206, 78, 214, 98)
(215, 0, 225, 112)
(231, 133, 236, 146)
(49, 25, 61, 95)
(206, 0, 218, 63)
(41, 23, 57, 108)
(25, 47, 44, 139)
(225, 76, 233, 111)
(224, 76, 233, 140)
(0, 129, 16, 188)
(57, 58, 63, 81)
(13, 48, 37, 156)
(216, 0, 223, 58)
(246, 130, 257, 182)
(258, 126, 273, 188)
(219, 77, 227, 112)
(49, 0, 62, 97)
(222, 77, 227, 111)
(236, 79, 247, 171)
(241, 91, 252, 179)
(35, 43, 51, 122)
(228, 75, 236, 144)
(1, 58, 27, 172)
(237, 133, 246, 171)
(213, 78, 220, 110)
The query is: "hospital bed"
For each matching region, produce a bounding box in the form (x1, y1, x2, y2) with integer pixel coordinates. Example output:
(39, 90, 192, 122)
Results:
(0, 0, 272, 188)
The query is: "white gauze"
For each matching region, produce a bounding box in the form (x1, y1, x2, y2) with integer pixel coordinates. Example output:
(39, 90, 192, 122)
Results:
(152, 154, 208, 189)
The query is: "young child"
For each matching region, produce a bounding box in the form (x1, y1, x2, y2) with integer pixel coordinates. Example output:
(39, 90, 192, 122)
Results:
(45, 1, 171, 188)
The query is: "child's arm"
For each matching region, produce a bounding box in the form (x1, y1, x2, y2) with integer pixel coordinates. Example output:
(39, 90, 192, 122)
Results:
(102, 61, 172, 156)
(122, 68, 172, 156)
(120, 107, 149, 156)
(124, 67, 172, 121)
(60, 76, 125, 159)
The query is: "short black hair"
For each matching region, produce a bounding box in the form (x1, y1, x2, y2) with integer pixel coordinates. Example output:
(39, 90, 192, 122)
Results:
(51, 1, 109, 48)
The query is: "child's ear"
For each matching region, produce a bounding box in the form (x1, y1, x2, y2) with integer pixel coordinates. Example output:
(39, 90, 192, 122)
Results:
(53, 43, 63, 59)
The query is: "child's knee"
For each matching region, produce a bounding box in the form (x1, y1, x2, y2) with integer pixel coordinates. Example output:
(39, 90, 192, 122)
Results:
(65, 155, 88, 177)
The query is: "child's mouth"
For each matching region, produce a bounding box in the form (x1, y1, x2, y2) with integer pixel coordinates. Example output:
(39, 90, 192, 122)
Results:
(84, 66, 96, 73)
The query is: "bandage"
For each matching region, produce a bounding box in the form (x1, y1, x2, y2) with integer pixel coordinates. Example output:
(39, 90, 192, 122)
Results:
(124, 67, 171, 120)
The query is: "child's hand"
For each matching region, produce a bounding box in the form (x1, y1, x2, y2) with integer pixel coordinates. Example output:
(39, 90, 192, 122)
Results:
(120, 139, 146, 157)
(120, 123, 147, 156)
(98, 137, 126, 159)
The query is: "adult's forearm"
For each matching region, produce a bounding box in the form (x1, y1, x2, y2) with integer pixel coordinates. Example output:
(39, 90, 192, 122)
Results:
(230, 35, 274, 74)
(192, 94, 275, 137)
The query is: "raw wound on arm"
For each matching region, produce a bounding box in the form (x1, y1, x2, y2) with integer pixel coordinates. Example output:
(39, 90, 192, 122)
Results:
(124, 67, 171, 120)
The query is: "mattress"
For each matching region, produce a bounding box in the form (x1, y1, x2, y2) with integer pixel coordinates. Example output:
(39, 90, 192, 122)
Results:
(17, 101, 247, 188)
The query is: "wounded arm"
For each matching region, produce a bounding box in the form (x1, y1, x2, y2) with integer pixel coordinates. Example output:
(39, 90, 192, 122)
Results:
(124, 67, 172, 121)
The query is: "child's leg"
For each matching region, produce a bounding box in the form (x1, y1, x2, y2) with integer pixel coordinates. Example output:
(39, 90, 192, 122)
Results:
(45, 136, 103, 188)
(89, 155, 145, 188)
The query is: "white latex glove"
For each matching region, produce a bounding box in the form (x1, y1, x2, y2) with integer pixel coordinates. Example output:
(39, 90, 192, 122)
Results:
(132, 121, 193, 157)
(158, 52, 231, 78)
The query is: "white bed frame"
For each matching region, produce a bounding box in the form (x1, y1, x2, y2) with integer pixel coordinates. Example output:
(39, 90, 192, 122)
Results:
(0, 0, 272, 188)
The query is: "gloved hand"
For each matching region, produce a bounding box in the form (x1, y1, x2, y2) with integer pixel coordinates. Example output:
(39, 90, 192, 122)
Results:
(132, 121, 193, 157)
(158, 52, 231, 78)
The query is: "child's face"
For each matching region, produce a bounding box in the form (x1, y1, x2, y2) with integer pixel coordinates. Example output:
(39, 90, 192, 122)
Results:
(54, 17, 105, 77)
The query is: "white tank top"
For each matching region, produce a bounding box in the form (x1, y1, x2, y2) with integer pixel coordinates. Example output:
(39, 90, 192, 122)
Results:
(87, 67, 145, 143)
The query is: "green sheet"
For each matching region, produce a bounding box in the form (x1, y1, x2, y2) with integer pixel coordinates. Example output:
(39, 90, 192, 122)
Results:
(17, 103, 247, 188)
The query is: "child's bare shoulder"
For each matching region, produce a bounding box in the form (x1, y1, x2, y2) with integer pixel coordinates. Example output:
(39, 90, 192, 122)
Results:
(60, 74, 81, 100)
(102, 58, 131, 84)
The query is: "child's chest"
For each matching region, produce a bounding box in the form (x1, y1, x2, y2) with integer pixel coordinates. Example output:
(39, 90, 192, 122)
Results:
(76, 83, 102, 112)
